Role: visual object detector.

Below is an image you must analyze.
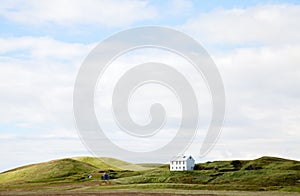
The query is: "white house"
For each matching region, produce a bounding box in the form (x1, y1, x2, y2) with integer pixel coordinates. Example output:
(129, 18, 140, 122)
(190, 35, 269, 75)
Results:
(170, 155, 195, 171)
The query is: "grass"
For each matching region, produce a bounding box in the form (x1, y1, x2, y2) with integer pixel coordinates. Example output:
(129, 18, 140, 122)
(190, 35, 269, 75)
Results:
(0, 156, 299, 194)
(72, 157, 119, 170)
(99, 157, 148, 171)
(114, 156, 299, 186)
(135, 163, 165, 169)
(72, 156, 148, 171)
(0, 158, 98, 185)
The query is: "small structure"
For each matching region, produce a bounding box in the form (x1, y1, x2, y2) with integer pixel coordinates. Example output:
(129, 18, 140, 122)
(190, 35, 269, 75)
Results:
(170, 155, 195, 171)
(88, 174, 93, 179)
(102, 172, 109, 180)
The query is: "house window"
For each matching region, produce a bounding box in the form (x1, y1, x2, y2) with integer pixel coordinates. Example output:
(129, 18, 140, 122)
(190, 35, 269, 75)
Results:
(172, 167, 173, 169)
(176, 167, 177, 169)
(179, 167, 181, 169)
(183, 166, 185, 170)
(179, 161, 181, 164)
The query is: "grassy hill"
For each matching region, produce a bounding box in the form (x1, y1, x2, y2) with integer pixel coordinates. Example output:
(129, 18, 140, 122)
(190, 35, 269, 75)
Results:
(72, 157, 149, 171)
(135, 163, 165, 169)
(71, 157, 119, 170)
(0, 158, 98, 185)
(0, 156, 149, 186)
(99, 156, 300, 192)
(0, 156, 299, 193)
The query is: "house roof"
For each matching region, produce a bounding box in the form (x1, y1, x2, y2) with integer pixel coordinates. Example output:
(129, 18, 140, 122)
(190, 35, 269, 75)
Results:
(170, 155, 194, 161)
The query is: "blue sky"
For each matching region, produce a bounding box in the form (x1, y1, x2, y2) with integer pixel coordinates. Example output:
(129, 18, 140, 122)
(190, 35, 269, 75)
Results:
(0, 0, 300, 172)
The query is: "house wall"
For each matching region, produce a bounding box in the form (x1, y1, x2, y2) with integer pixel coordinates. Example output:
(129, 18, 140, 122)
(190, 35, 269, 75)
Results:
(186, 158, 195, 170)
(170, 157, 195, 171)
(170, 161, 187, 171)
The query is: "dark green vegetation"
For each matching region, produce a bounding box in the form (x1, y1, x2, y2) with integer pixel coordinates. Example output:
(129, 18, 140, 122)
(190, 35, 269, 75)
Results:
(0, 156, 299, 194)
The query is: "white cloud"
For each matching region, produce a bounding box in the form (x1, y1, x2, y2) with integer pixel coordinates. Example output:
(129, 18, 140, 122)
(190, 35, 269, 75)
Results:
(179, 4, 300, 139)
(0, 36, 95, 171)
(182, 4, 300, 44)
(201, 44, 300, 160)
(177, 4, 300, 161)
(0, 134, 88, 172)
(0, 37, 93, 125)
(0, 0, 157, 27)
(165, 0, 193, 16)
(94, 48, 211, 157)
(0, 36, 95, 60)
(180, 5, 300, 159)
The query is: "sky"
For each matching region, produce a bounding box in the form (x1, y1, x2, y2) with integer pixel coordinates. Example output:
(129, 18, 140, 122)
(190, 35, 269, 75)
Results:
(0, 0, 300, 172)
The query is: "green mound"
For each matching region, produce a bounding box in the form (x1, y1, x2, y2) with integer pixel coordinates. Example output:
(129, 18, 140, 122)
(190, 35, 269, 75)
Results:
(0, 158, 98, 185)
(0, 156, 149, 187)
(242, 156, 300, 170)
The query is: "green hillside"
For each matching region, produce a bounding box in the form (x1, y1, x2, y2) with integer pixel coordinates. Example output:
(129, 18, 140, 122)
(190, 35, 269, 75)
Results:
(0, 156, 150, 187)
(113, 156, 300, 191)
(72, 157, 119, 170)
(0, 158, 98, 185)
(135, 163, 165, 169)
(72, 157, 148, 171)
(0, 156, 299, 193)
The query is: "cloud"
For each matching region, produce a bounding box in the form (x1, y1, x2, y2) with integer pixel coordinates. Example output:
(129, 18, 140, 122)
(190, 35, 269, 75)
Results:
(0, 37, 93, 125)
(0, 36, 95, 171)
(182, 4, 300, 45)
(198, 44, 300, 161)
(0, 36, 95, 60)
(177, 4, 300, 161)
(0, 133, 88, 172)
(0, 0, 157, 27)
(165, 0, 193, 16)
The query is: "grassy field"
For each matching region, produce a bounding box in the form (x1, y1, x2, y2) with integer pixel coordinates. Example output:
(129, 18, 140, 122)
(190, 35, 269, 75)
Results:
(0, 156, 299, 195)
